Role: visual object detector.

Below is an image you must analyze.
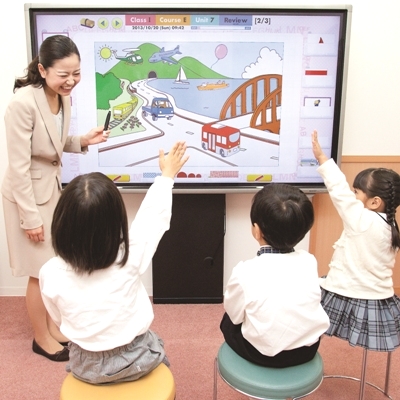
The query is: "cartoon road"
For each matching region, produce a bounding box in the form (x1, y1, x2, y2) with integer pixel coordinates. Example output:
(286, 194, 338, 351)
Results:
(97, 78, 280, 170)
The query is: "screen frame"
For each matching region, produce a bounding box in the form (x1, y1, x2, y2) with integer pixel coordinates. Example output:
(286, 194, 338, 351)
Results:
(24, 3, 352, 194)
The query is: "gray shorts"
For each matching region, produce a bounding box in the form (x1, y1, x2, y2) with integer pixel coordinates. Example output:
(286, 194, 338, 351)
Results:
(66, 329, 169, 384)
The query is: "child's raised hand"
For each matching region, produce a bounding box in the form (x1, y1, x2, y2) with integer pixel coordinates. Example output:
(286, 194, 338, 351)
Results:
(159, 141, 189, 179)
(311, 130, 328, 165)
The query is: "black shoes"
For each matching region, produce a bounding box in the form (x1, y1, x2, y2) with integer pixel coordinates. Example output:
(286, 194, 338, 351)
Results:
(32, 339, 69, 362)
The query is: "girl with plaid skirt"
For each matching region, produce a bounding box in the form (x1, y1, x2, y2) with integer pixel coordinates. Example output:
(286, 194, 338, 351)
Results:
(311, 130, 400, 352)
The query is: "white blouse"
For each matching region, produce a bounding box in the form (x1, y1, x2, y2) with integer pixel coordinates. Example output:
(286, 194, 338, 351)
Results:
(53, 106, 63, 138)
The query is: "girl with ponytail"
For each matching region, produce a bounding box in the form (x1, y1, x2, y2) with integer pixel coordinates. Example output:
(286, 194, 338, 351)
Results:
(312, 130, 400, 352)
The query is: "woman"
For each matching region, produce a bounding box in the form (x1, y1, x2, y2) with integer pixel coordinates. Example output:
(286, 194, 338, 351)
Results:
(2, 35, 109, 361)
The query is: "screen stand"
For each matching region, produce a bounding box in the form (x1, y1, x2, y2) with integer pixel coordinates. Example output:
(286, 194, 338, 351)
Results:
(152, 193, 225, 304)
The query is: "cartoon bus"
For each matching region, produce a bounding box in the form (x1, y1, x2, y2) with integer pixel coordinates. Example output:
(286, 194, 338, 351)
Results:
(201, 122, 240, 157)
(113, 98, 138, 120)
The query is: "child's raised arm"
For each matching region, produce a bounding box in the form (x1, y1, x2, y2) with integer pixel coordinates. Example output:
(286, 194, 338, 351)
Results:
(311, 130, 329, 166)
(159, 141, 189, 179)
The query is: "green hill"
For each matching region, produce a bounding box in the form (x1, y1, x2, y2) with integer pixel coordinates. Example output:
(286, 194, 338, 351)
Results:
(108, 43, 229, 81)
(96, 43, 230, 109)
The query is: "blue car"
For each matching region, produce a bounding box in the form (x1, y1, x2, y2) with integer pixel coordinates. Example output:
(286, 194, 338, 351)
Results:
(142, 97, 174, 121)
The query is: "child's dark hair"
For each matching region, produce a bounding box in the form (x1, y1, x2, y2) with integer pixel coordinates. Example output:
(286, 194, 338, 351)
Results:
(14, 35, 80, 91)
(353, 168, 400, 250)
(250, 183, 314, 252)
(51, 172, 129, 274)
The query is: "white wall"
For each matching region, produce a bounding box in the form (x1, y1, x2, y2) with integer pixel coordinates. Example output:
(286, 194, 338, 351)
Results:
(1, 1, 400, 295)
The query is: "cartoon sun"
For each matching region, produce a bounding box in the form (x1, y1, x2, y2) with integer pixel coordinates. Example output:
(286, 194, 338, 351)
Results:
(98, 45, 113, 61)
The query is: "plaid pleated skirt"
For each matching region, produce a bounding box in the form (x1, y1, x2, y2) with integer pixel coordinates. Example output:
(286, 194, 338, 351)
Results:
(321, 288, 400, 352)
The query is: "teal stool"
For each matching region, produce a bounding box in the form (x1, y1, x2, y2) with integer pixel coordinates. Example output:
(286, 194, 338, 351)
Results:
(213, 342, 324, 400)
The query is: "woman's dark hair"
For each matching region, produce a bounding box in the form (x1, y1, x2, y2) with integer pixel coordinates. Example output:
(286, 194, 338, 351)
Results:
(14, 35, 80, 91)
(51, 172, 129, 274)
(250, 183, 314, 252)
(353, 168, 400, 249)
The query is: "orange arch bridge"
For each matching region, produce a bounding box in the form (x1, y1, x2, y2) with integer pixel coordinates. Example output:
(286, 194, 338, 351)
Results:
(220, 74, 282, 134)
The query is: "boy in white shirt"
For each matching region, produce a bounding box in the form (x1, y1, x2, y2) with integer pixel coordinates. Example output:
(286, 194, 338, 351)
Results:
(221, 183, 330, 367)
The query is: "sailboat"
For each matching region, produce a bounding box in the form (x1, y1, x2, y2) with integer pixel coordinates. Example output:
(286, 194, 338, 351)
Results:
(174, 66, 189, 84)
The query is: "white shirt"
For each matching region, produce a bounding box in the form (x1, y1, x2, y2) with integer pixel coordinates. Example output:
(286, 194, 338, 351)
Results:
(39, 176, 173, 351)
(53, 106, 63, 138)
(224, 250, 330, 356)
(317, 158, 396, 299)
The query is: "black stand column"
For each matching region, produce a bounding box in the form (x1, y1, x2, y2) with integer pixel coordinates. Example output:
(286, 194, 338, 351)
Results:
(152, 193, 225, 304)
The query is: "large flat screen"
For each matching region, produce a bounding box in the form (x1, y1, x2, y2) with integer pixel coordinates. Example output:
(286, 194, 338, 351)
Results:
(25, 4, 351, 193)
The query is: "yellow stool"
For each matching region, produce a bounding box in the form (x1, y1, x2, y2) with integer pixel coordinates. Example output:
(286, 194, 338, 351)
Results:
(60, 363, 175, 400)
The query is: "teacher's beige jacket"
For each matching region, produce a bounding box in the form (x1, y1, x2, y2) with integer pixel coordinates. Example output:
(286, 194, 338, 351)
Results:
(2, 85, 85, 230)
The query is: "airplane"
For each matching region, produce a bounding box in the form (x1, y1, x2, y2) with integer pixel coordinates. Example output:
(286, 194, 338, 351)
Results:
(149, 45, 182, 64)
(112, 48, 143, 65)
